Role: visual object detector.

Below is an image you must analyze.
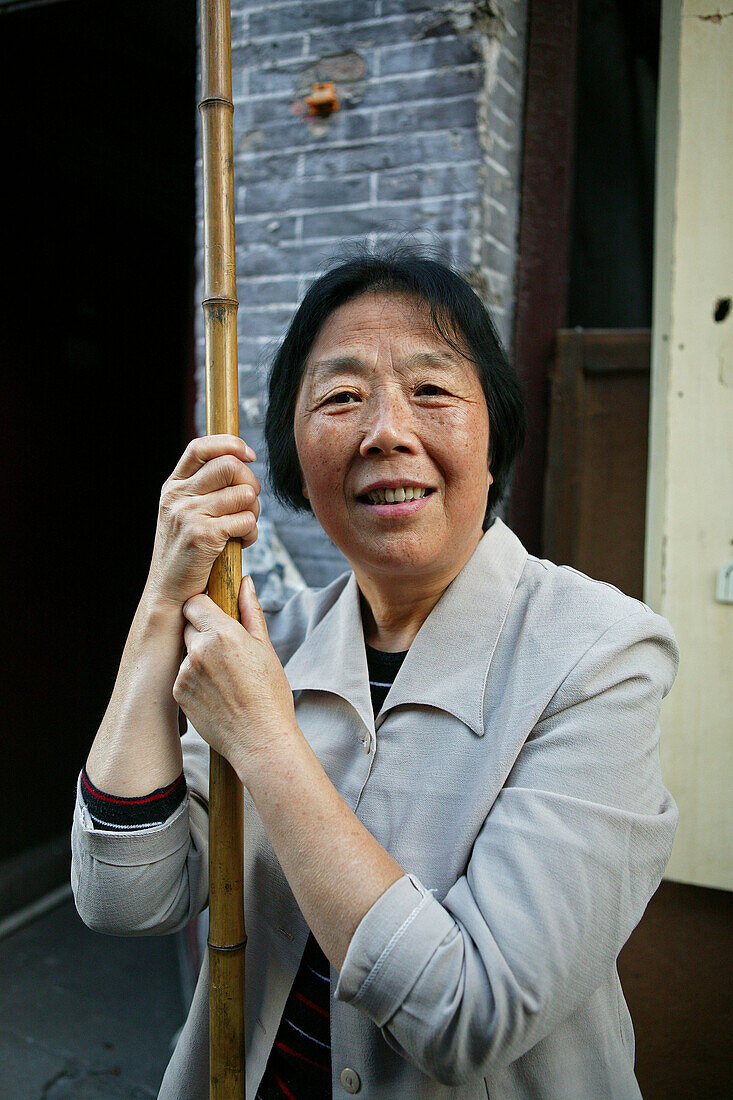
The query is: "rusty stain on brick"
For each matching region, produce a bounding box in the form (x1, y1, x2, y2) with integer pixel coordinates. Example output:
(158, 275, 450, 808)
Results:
(291, 51, 367, 135)
(305, 82, 340, 117)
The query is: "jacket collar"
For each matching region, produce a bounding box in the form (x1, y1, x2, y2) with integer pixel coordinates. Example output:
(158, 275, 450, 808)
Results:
(283, 518, 528, 737)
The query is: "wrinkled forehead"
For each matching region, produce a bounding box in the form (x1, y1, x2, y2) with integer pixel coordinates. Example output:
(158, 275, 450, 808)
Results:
(299, 291, 474, 390)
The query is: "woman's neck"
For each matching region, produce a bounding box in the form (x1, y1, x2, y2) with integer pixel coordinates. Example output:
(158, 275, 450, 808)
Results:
(356, 550, 475, 651)
(359, 585, 443, 651)
(354, 528, 487, 651)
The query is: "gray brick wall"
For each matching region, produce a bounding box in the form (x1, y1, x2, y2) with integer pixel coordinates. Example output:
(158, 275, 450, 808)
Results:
(195, 0, 528, 587)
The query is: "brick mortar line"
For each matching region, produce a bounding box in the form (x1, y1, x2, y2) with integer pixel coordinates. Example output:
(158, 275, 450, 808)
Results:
(235, 13, 423, 46)
(495, 73, 517, 98)
(232, 90, 478, 112)
(242, 62, 481, 93)
(231, 191, 478, 220)
(217, 129, 483, 163)
(234, 1, 350, 11)
(234, 0, 382, 11)
(237, 160, 483, 189)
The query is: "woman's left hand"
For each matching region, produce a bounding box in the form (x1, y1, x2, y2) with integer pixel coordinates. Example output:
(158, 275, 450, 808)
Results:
(173, 575, 299, 782)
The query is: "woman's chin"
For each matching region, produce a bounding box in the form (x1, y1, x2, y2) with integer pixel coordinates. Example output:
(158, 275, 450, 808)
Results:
(344, 529, 448, 577)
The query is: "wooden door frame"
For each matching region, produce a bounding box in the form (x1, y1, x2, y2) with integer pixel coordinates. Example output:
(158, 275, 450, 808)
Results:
(508, 0, 579, 556)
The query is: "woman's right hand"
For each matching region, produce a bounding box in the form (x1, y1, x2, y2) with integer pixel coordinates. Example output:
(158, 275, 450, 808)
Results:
(144, 434, 261, 609)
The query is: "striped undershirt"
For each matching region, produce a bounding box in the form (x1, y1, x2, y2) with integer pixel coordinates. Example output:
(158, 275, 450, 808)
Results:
(256, 641, 407, 1099)
(81, 639, 408, 1098)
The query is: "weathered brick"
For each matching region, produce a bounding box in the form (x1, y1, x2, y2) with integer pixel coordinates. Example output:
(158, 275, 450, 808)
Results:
(231, 38, 307, 69)
(380, 0, 447, 12)
(302, 130, 482, 177)
(248, 62, 310, 98)
(373, 96, 477, 137)
(243, 175, 370, 215)
(378, 163, 480, 203)
(307, 16, 425, 55)
(278, 238, 372, 275)
(229, 13, 247, 45)
(368, 66, 480, 107)
(238, 365, 269, 399)
(234, 214, 298, 245)
(239, 307, 295, 339)
(249, 1, 380, 39)
(301, 197, 472, 240)
(478, 237, 515, 278)
(241, 95, 305, 128)
(476, 198, 512, 247)
(231, 1, 285, 10)
(234, 153, 300, 185)
(234, 109, 372, 153)
(378, 37, 479, 76)
(237, 338, 278, 371)
(236, 244, 301, 277)
(237, 277, 301, 306)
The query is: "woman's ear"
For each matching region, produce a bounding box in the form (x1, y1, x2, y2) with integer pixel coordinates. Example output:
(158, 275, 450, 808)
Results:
(301, 481, 309, 500)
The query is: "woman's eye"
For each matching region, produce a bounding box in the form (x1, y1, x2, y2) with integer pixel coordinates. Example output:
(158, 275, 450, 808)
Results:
(324, 385, 444, 404)
(325, 391, 357, 404)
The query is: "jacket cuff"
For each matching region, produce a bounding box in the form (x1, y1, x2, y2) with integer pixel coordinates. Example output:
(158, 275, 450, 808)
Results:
(73, 771, 191, 866)
(335, 872, 457, 1027)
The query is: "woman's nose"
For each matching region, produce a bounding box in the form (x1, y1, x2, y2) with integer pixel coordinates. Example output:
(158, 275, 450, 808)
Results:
(358, 388, 417, 456)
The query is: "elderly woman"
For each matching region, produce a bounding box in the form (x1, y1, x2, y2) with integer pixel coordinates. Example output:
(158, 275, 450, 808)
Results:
(71, 247, 679, 1100)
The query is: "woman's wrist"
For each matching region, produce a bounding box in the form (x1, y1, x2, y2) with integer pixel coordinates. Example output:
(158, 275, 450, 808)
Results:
(232, 717, 303, 796)
(138, 582, 186, 633)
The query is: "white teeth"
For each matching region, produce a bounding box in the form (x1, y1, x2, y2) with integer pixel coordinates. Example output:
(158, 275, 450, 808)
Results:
(366, 486, 428, 504)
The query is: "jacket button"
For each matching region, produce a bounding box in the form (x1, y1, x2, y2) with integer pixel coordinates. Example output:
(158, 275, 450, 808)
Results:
(362, 730, 371, 753)
(340, 1067, 361, 1093)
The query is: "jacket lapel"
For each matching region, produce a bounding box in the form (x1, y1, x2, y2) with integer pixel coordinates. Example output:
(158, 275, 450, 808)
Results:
(283, 518, 528, 738)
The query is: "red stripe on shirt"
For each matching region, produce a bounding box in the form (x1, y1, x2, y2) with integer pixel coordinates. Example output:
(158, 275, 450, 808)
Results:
(293, 990, 329, 1018)
(276, 1042, 330, 1073)
(275, 1074, 297, 1100)
(81, 771, 183, 805)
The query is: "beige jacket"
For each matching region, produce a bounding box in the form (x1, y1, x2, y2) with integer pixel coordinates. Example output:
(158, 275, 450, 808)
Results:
(71, 518, 679, 1098)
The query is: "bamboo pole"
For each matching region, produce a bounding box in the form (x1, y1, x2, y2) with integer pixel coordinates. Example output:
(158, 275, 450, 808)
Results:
(199, 1, 246, 1095)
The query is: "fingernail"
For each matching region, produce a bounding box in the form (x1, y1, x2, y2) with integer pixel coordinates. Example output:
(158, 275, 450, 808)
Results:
(245, 444, 256, 459)
(244, 574, 255, 592)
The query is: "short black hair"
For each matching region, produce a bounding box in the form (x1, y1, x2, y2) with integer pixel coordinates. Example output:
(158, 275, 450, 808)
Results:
(264, 242, 526, 530)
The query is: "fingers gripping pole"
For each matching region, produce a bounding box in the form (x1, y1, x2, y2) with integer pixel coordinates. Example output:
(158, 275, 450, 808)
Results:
(199, 1, 246, 1095)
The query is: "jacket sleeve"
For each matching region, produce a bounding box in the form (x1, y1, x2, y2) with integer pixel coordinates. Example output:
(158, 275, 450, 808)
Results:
(334, 609, 680, 1085)
(70, 725, 211, 937)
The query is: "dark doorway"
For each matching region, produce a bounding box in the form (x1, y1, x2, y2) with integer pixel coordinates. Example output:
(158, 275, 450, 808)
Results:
(567, 0, 661, 328)
(0, 0, 196, 888)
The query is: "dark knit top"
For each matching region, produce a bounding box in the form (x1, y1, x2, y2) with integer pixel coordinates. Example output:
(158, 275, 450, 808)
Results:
(81, 640, 408, 1099)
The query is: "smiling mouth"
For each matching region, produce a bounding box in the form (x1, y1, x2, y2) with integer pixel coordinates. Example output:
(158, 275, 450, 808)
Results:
(355, 489, 437, 518)
(356, 488, 436, 505)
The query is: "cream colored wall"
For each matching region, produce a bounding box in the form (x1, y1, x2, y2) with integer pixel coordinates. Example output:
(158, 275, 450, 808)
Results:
(645, 0, 732, 890)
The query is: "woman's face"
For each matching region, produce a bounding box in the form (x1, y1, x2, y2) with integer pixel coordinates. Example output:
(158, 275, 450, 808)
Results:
(293, 292, 493, 584)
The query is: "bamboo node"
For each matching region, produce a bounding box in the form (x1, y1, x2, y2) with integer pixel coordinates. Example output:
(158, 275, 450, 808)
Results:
(203, 296, 239, 308)
(198, 94, 234, 112)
